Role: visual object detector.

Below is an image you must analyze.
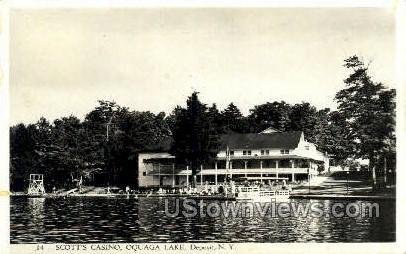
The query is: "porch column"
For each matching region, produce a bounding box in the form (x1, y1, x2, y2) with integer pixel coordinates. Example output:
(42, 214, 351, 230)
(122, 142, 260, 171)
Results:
(230, 161, 233, 179)
(260, 160, 263, 183)
(158, 163, 161, 186)
(292, 173, 295, 182)
(275, 160, 279, 179)
(200, 165, 203, 185)
(244, 161, 248, 177)
(172, 163, 175, 187)
(186, 165, 189, 186)
(215, 162, 218, 186)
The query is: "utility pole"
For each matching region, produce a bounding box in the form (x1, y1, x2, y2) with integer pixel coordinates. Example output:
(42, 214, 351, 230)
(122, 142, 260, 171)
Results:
(105, 113, 115, 185)
(106, 114, 114, 142)
(383, 157, 387, 188)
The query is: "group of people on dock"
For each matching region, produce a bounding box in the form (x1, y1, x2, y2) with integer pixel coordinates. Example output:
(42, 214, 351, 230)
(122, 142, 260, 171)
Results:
(106, 179, 293, 197)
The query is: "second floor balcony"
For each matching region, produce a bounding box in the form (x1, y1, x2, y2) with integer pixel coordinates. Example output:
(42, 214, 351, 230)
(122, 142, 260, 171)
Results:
(146, 158, 320, 176)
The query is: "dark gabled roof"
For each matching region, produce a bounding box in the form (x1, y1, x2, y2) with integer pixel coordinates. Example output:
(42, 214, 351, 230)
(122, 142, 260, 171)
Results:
(219, 131, 302, 150)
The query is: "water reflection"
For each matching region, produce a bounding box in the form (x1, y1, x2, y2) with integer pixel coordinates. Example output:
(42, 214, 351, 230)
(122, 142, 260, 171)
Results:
(28, 198, 45, 220)
(10, 196, 395, 243)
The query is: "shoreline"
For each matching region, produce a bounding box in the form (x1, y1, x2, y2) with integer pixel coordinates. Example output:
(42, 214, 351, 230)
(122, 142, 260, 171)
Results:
(10, 192, 237, 201)
(10, 175, 396, 201)
(290, 194, 395, 201)
(10, 192, 395, 201)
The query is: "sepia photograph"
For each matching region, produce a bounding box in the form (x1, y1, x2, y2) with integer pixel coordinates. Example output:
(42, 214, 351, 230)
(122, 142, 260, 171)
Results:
(1, 1, 403, 253)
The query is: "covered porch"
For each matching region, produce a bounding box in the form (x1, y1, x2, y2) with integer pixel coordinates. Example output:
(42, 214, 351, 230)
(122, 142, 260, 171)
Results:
(143, 156, 323, 187)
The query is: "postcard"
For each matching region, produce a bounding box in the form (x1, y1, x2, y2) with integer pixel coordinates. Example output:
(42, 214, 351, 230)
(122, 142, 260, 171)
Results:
(0, 1, 403, 253)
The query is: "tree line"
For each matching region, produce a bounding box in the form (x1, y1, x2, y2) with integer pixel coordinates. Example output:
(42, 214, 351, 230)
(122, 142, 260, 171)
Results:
(10, 56, 395, 191)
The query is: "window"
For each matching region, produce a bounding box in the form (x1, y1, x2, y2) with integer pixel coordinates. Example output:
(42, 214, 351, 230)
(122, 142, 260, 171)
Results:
(143, 171, 147, 176)
(243, 150, 252, 156)
(261, 150, 264, 155)
(280, 149, 290, 154)
(230, 150, 234, 156)
(266, 150, 270, 155)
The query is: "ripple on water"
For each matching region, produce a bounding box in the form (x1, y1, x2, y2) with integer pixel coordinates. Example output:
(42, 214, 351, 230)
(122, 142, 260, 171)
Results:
(9, 197, 395, 243)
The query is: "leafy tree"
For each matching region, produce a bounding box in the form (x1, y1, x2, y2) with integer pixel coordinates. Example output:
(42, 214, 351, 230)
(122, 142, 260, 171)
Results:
(10, 123, 38, 191)
(335, 55, 396, 188)
(50, 116, 86, 188)
(170, 92, 220, 187)
(82, 100, 124, 184)
(206, 104, 222, 156)
(82, 100, 172, 186)
(221, 103, 248, 133)
(113, 110, 172, 185)
(33, 117, 57, 187)
(289, 102, 319, 143)
(320, 110, 354, 164)
(165, 106, 183, 135)
(248, 101, 292, 132)
(7, 101, 170, 190)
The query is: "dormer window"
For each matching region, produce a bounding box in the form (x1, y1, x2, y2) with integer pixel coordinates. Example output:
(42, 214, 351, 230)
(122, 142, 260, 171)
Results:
(280, 149, 289, 154)
(261, 149, 270, 155)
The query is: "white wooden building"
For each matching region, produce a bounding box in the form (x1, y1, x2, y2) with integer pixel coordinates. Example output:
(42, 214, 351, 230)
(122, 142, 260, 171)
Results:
(138, 128, 329, 187)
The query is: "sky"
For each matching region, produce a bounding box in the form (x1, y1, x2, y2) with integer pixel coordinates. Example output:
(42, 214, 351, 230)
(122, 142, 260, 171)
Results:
(10, 8, 395, 125)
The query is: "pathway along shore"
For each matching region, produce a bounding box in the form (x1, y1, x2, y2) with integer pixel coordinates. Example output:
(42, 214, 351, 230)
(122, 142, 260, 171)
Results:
(11, 172, 395, 201)
(291, 171, 395, 200)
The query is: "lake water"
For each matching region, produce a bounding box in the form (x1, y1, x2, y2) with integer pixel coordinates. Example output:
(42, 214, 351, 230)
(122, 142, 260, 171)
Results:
(10, 196, 395, 243)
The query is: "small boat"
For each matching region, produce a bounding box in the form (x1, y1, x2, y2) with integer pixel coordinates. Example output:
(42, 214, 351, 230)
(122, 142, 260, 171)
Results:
(235, 186, 290, 202)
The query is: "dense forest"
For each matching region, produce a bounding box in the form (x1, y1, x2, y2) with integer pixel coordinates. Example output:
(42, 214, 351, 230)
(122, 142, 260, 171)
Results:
(10, 56, 396, 191)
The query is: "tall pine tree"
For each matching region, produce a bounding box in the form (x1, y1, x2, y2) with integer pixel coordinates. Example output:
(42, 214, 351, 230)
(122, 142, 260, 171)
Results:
(170, 92, 220, 187)
(335, 55, 395, 188)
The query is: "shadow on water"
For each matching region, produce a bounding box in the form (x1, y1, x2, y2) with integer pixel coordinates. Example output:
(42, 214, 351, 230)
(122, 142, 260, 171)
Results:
(10, 196, 395, 243)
